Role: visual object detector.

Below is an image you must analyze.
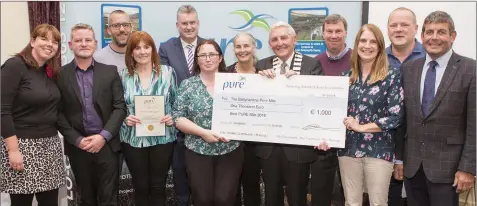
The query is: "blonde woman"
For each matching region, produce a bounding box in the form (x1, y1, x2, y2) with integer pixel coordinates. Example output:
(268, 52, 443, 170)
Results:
(322, 24, 404, 206)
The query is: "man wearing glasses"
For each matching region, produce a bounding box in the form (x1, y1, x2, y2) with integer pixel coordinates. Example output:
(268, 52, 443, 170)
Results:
(94, 10, 132, 73)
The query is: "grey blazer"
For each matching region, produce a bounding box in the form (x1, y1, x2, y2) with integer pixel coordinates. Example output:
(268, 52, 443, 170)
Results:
(399, 51, 476, 183)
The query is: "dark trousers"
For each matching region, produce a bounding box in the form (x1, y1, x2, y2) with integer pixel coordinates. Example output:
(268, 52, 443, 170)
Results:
(235, 143, 261, 206)
(404, 164, 458, 206)
(260, 147, 310, 206)
(10, 189, 59, 206)
(311, 151, 338, 206)
(121, 143, 173, 206)
(185, 145, 244, 206)
(172, 139, 190, 206)
(388, 175, 404, 206)
(68, 144, 119, 206)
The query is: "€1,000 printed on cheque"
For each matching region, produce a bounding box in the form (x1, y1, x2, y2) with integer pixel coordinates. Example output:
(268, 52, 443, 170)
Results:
(211, 73, 350, 148)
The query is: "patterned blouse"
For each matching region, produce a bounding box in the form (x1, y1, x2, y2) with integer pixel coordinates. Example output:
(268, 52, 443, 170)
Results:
(172, 75, 241, 155)
(338, 66, 404, 162)
(119, 65, 177, 148)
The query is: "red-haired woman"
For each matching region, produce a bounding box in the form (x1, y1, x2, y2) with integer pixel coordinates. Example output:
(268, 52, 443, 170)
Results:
(119, 31, 177, 206)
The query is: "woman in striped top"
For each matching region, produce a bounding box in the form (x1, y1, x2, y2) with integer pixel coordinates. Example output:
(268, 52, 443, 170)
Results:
(119, 31, 177, 206)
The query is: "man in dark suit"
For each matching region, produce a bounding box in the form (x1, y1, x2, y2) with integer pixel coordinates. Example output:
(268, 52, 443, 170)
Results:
(158, 5, 204, 206)
(256, 21, 323, 206)
(57, 23, 127, 206)
(397, 11, 475, 206)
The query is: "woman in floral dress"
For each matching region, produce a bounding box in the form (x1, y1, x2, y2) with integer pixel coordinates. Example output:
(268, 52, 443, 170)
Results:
(337, 24, 404, 206)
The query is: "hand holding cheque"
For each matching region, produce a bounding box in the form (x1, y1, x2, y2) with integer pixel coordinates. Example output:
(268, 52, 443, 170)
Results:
(211, 72, 349, 148)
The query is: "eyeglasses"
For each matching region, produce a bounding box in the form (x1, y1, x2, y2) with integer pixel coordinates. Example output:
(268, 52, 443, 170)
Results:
(110, 23, 132, 29)
(197, 53, 220, 60)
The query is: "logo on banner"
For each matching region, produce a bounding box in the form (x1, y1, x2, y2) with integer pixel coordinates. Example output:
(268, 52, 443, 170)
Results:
(229, 10, 276, 32)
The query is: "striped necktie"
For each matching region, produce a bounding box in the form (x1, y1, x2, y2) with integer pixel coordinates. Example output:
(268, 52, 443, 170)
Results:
(186, 44, 194, 74)
(280, 62, 287, 74)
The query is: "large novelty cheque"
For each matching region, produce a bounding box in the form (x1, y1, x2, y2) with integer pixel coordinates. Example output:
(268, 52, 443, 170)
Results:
(212, 73, 349, 148)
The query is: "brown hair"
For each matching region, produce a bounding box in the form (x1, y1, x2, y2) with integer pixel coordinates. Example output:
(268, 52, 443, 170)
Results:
(422, 11, 455, 34)
(192, 40, 227, 75)
(125, 31, 161, 76)
(349, 24, 388, 85)
(16, 24, 61, 77)
(322, 14, 348, 32)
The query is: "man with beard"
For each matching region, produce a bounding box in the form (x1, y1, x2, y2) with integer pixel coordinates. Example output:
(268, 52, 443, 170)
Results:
(256, 21, 323, 206)
(57, 23, 127, 206)
(158, 5, 205, 206)
(398, 11, 475, 206)
(94, 10, 132, 73)
(386, 7, 425, 206)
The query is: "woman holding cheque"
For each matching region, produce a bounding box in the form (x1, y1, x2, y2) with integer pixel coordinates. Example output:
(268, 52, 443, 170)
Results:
(173, 39, 244, 206)
(119, 31, 177, 206)
(319, 24, 404, 206)
(227, 32, 262, 206)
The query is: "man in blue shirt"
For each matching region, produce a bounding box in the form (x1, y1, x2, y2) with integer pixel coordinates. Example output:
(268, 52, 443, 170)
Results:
(386, 7, 426, 206)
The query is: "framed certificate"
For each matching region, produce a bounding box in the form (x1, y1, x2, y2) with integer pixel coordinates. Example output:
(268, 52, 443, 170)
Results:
(134, 95, 165, 136)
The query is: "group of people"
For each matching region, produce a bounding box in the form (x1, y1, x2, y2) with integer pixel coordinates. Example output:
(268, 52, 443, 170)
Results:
(1, 4, 475, 206)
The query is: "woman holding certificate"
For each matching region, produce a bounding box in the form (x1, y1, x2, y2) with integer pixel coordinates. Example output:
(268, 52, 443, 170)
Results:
(173, 39, 244, 206)
(320, 24, 404, 206)
(120, 31, 177, 206)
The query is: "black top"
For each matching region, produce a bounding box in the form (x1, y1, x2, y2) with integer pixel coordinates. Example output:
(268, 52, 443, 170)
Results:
(1, 56, 61, 139)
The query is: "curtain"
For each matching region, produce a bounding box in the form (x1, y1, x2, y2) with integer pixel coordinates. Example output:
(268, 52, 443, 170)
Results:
(28, 1, 60, 31)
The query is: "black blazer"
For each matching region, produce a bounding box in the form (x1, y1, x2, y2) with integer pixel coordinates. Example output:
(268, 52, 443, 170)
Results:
(57, 60, 127, 154)
(255, 53, 323, 163)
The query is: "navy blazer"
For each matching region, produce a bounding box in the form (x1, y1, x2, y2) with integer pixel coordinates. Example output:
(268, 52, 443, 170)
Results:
(159, 36, 205, 85)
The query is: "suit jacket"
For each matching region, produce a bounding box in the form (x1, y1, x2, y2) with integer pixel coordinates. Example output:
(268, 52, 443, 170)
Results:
(255, 53, 323, 163)
(399, 51, 476, 183)
(159, 36, 205, 85)
(57, 60, 127, 155)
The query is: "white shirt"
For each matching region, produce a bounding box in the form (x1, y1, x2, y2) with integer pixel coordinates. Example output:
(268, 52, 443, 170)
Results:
(420, 49, 453, 103)
(274, 54, 294, 76)
(181, 38, 198, 60)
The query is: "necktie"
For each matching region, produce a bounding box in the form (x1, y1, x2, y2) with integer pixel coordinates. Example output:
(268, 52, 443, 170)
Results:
(422, 60, 438, 116)
(186, 44, 194, 74)
(280, 62, 287, 75)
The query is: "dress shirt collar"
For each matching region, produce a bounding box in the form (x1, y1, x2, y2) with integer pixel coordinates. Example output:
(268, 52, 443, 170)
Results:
(386, 39, 425, 57)
(424, 49, 453, 69)
(73, 58, 95, 71)
(181, 38, 198, 49)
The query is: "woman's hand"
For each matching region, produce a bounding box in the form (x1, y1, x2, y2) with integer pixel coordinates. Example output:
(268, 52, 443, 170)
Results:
(8, 150, 24, 171)
(344, 116, 362, 132)
(126, 115, 141, 127)
(200, 130, 230, 143)
(161, 115, 174, 126)
(200, 130, 220, 143)
(314, 141, 331, 151)
(258, 69, 276, 79)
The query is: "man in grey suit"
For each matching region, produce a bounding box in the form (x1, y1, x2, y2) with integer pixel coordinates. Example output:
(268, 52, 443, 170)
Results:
(256, 21, 323, 206)
(158, 5, 204, 206)
(397, 11, 475, 206)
